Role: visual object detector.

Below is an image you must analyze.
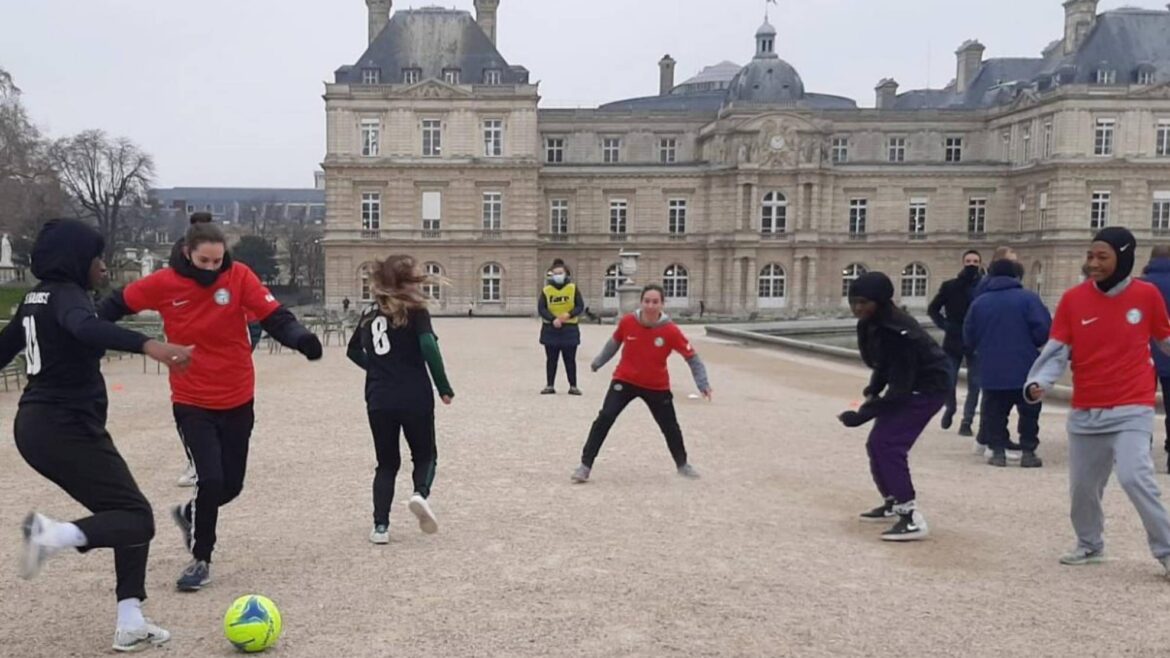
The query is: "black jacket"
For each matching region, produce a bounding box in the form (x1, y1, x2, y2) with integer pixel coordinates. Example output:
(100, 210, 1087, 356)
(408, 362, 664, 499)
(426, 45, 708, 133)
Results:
(927, 270, 981, 355)
(856, 306, 952, 420)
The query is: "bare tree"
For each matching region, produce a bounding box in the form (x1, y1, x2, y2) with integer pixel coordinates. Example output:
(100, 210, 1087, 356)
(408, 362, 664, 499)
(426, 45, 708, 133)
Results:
(50, 129, 155, 260)
(283, 222, 323, 289)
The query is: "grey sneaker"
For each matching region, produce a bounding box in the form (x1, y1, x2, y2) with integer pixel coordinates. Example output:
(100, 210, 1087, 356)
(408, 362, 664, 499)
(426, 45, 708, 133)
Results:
(20, 512, 61, 580)
(176, 559, 211, 591)
(677, 464, 700, 479)
(540, 387, 556, 395)
(1020, 451, 1043, 468)
(570, 464, 591, 483)
(113, 621, 171, 653)
(177, 462, 196, 487)
(171, 504, 192, 554)
(988, 452, 1007, 467)
(568, 387, 582, 396)
(369, 524, 389, 545)
(1060, 547, 1107, 566)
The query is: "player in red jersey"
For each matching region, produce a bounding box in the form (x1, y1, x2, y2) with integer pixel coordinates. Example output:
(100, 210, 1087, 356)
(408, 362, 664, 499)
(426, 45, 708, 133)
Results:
(570, 284, 711, 483)
(1025, 227, 1170, 577)
(100, 221, 321, 592)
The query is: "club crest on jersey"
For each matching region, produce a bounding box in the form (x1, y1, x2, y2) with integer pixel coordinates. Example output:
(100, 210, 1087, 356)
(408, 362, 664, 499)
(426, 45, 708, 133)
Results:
(214, 288, 231, 306)
(1127, 308, 1142, 325)
(654, 337, 666, 348)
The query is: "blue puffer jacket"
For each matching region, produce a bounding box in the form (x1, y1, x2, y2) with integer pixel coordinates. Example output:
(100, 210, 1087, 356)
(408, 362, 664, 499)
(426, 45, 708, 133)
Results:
(1142, 257, 1170, 378)
(962, 276, 1052, 390)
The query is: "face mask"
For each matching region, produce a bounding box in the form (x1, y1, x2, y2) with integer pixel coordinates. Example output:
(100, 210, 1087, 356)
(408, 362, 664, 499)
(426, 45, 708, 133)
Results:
(551, 274, 566, 285)
(190, 264, 220, 288)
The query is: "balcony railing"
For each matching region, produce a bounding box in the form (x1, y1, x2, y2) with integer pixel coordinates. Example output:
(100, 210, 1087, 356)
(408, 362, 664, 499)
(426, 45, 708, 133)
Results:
(360, 229, 381, 239)
(609, 233, 629, 242)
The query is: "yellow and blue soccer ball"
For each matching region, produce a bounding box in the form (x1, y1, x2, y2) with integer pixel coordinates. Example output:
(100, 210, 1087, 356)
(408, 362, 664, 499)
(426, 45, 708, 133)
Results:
(223, 594, 282, 653)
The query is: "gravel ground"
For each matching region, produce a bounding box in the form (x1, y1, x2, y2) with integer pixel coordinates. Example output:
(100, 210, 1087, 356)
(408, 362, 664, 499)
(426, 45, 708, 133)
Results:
(2, 318, 1169, 657)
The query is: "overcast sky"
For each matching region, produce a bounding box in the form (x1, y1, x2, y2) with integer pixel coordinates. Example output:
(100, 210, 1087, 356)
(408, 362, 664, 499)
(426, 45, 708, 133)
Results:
(0, 0, 1160, 188)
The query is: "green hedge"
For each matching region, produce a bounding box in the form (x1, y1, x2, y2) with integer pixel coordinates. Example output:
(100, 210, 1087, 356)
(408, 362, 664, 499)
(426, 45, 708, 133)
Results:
(0, 287, 30, 320)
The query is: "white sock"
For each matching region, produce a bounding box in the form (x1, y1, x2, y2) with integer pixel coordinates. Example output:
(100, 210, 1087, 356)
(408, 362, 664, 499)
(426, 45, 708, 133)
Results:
(116, 598, 145, 630)
(46, 520, 87, 549)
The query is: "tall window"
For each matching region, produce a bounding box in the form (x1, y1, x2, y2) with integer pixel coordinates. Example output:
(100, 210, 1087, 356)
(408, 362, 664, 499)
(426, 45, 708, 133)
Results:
(550, 200, 568, 234)
(423, 263, 443, 300)
(484, 69, 502, 85)
(1090, 191, 1111, 230)
(1094, 119, 1115, 156)
(831, 137, 849, 163)
(545, 137, 565, 163)
(604, 264, 621, 299)
(1157, 120, 1170, 157)
(841, 263, 868, 298)
(761, 191, 788, 234)
(360, 118, 380, 157)
(1001, 131, 1012, 161)
(888, 137, 906, 163)
(945, 137, 963, 163)
(1154, 194, 1170, 233)
(360, 265, 372, 302)
(908, 198, 927, 238)
(1039, 191, 1049, 230)
(900, 263, 929, 299)
(482, 192, 502, 231)
(1095, 69, 1116, 85)
(609, 200, 628, 235)
(668, 199, 687, 235)
(361, 68, 380, 85)
(663, 264, 689, 301)
(1043, 121, 1053, 158)
(603, 138, 622, 163)
(1021, 124, 1032, 162)
(422, 191, 442, 232)
(361, 193, 381, 231)
(968, 198, 986, 235)
(483, 120, 503, 157)
(758, 264, 786, 299)
(849, 199, 867, 236)
(659, 138, 677, 164)
(443, 69, 461, 85)
(481, 264, 502, 302)
(422, 119, 442, 157)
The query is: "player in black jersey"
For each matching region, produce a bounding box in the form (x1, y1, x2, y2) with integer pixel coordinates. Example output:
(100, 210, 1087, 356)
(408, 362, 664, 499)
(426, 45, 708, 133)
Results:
(0, 219, 192, 652)
(346, 255, 454, 544)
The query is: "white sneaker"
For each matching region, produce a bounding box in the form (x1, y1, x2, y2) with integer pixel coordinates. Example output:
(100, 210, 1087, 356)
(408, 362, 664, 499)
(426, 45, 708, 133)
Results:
(113, 621, 171, 652)
(973, 443, 989, 456)
(1006, 450, 1023, 462)
(408, 494, 438, 535)
(369, 524, 389, 545)
(177, 463, 196, 488)
(20, 512, 61, 579)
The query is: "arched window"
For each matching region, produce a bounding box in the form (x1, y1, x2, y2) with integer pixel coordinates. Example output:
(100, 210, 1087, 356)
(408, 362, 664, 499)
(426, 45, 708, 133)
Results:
(900, 263, 929, 299)
(603, 263, 621, 299)
(423, 262, 443, 301)
(481, 263, 502, 302)
(761, 191, 788, 235)
(841, 263, 868, 298)
(663, 264, 689, 301)
(359, 263, 373, 302)
(758, 264, 787, 298)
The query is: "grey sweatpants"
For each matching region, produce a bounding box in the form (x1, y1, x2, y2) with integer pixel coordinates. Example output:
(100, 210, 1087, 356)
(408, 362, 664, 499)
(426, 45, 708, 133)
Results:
(1068, 407, 1170, 560)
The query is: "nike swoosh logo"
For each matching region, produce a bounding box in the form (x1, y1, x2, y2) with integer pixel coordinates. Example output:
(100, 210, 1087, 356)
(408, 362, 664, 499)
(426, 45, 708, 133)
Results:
(1081, 318, 1099, 326)
(172, 300, 190, 307)
(1121, 244, 1131, 252)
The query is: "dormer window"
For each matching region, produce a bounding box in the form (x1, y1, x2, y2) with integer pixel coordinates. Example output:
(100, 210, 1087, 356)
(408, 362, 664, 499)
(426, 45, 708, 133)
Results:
(760, 38, 774, 54)
(1138, 68, 1156, 85)
(484, 69, 502, 85)
(1095, 69, 1116, 85)
(443, 68, 461, 85)
(402, 68, 421, 84)
(361, 68, 381, 85)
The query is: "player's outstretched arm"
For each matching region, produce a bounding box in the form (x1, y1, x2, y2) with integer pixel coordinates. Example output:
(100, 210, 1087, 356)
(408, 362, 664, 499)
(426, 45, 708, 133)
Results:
(419, 333, 454, 401)
(95, 288, 135, 323)
(0, 312, 26, 370)
(259, 307, 321, 360)
(345, 321, 368, 370)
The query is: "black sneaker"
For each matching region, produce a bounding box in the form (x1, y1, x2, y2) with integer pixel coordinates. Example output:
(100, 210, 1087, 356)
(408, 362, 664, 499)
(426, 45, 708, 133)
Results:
(540, 387, 556, 395)
(176, 559, 210, 592)
(940, 410, 955, 430)
(859, 499, 895, 522)
(958, 423, 974, 437)
(568, 387, 582, 396)
(170, 505, 192, 554)
(881, 511, 929, 542)
(1020, 451, 1043, 468)
(988, 452, 1007, 467)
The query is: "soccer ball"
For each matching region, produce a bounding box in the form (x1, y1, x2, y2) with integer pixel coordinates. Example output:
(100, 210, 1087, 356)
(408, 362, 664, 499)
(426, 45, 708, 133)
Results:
(223, 594, 282, 653)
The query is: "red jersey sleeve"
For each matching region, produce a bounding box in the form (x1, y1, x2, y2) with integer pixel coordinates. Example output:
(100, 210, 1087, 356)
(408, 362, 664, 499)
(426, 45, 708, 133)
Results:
(612, 314, 631, 343)
(1050, 291, 1073, 344)
(121, 271, 166, 313)
(237, 264, 282, 321)
(1148, 286, 1170, 342)
(669, 324, 697, 359)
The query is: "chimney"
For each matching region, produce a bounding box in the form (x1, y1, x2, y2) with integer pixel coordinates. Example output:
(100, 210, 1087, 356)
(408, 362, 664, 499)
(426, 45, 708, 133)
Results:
(475, 0, 500, 46)
(659, 55, 676, 96)
(955, 40, 985, 93)
(366, 0, 392, 45)
(875, 78, 899, 109)
(1063, 0, 1099, 54)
